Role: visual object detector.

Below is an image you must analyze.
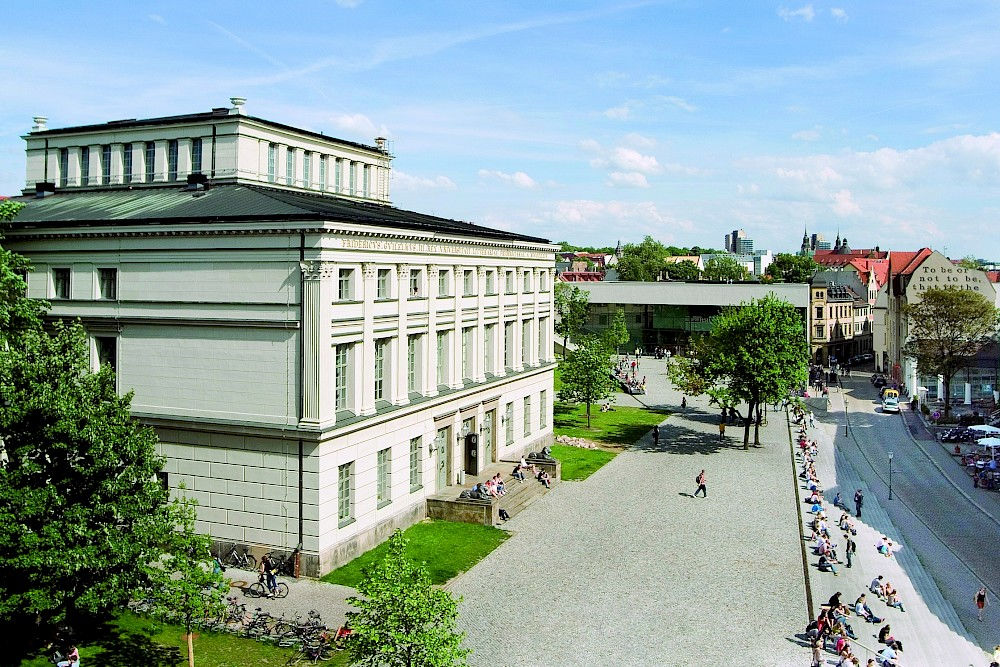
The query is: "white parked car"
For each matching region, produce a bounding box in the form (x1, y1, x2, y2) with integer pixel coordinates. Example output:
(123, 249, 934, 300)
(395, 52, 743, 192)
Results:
(882, 396, 900, 413)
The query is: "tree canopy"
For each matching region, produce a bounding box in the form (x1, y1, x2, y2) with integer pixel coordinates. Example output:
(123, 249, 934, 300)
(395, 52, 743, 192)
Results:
(0, 200, 47, 346)
(766, 253, 819, 283)
(664, 260, 701, 281)
(702, 256, 753, 282)
(602, 308, 630, 354)
(669, 295, 808, 447)
(554, 282, 590, 357)
(558, 334, 616, 428)
(903, 287, 999, 417)
(616, 236, 671, 281)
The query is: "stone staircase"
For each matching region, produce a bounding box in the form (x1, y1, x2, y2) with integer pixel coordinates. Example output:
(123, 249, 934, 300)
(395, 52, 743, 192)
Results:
(426, 458, 559, 527)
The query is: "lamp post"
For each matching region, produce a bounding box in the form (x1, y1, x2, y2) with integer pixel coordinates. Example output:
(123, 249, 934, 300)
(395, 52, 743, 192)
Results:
(888, 451, 894, 500)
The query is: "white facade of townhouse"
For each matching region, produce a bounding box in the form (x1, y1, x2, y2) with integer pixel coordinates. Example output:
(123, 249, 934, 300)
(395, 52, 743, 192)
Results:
(10, 101, 556, 575)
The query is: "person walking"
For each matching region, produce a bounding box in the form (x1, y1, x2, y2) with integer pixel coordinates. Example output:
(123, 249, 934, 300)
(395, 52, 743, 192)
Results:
(652, 425, 660, 446)
(854, 489, 864, 519)
(845, 534, 857, 568)
(718, 419, 726, 441)
(694, 469, 707, 497)
(976, 586, 989, 621)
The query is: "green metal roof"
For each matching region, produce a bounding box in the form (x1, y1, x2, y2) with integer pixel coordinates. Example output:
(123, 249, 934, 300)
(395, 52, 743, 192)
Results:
(8, 184, 549, 244)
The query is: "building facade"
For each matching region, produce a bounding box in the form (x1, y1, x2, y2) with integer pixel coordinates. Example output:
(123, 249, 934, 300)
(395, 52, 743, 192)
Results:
(809, 272, 872, 366)
(8, 101, 557, 576)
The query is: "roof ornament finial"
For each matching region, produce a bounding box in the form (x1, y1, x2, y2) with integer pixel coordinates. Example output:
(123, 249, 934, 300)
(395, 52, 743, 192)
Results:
(31, 116, 48, 132)
(229, 97, 247, 115)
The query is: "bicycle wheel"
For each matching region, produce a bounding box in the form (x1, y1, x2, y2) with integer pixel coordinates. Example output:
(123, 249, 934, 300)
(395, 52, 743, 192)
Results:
(247, 582, 265, 598)
(275, 582, 289, 598)
(244, 554, 257, 570)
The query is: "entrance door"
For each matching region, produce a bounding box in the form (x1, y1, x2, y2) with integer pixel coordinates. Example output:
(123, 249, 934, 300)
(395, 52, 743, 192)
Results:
(435, 426, 449, 491)
(462, 417, 477, 475)
(482, 410, 495, 463)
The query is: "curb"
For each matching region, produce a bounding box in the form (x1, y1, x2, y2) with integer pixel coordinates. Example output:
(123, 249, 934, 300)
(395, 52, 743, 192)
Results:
(786, 409, 815, 623)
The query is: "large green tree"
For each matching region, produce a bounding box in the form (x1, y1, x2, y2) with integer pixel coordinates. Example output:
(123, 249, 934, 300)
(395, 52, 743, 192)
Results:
(616, 236, 670, 281)
(346, 530, 470, 667)
(664, 260, 701, 281)
(602, 308, 630, 355)
(703, 256, 753, 282)
(669, 295, 808, 448)
(553, 281, 589, 358)
(903, 287, 999, 418)
(0, 200, 47, 346)
(558, 334, 616, 428)
(766, 253, 818, 283)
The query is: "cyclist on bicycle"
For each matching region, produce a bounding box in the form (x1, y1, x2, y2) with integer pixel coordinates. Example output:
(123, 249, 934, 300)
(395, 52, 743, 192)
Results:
(259, 553, 278, 598)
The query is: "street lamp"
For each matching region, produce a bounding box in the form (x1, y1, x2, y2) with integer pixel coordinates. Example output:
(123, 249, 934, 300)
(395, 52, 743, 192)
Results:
(888, 451, 894, 501)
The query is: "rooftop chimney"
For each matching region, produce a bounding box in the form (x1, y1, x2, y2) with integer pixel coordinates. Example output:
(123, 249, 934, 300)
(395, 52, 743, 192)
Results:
(229, 97, 247, 115)
(374, 136, 387, 151)
(31, 116, 48, 132)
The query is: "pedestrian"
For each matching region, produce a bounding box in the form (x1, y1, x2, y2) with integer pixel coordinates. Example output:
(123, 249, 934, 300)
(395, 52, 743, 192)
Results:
(854, 489, 864, 519)
(845, 535, 856, 568)
(681, 396, 687, 409)
(976, 586, 989, 622)
(718, 419, 726, 441)
(652, 425, 660, 446)
(694, 469, 707, 497)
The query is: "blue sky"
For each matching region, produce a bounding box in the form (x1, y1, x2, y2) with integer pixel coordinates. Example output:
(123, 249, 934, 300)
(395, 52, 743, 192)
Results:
(3, 1, 1000, 257)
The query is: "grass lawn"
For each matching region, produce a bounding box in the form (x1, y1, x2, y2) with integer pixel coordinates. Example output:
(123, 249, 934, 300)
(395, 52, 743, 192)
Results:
(553, 401, 669, 446)
(550, 444, 617, 481)
(20, 611, 348, 667)
(321, 519, 509, 588)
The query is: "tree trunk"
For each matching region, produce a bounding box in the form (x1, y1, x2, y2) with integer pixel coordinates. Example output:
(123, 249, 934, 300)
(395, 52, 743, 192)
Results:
(563, 335, 569, 359)
(753, 404, 762, 446)
(586, 400, 592, 428)
(187, 630, 195, 667)
(943, 376, 952, 418)
(743, 401, 753, 450)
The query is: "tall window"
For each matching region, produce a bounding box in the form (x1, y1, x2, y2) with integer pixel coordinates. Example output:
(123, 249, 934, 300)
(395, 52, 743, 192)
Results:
(303, 152, 312, 186)
(363, 164, 371, 197)
(540, 390, 548, 428)
(80, 147, 90, 185)
(377, 268, 391, 299)
(123, 143, 132, 184)
(522, 321, 531, 365)
(436, 332, 448, 385)
(484, 324, 495, 374)
(504, 322, 514, 368)
(505, 402, 514, 446)
(338, 269, 354, 300)
(267, 143, 277, 182)
(53, 268, 70, 299)
(338, 462, 354, 523)
(485, 270, 495, 294)
(98, 268, 117, 300)
(335, 158, 343, 192)
(101, 144, 111, 185)
(167, 139, 178, 180)
(348, 161, 356, 195)
(524, 396, 532, 436)
(505, 271, 515, 294)
(407, 335, 420, 393)
(523, 271, 532, 293)
(319, 155, 327, 191)
(191, 138, 203, 173)
(335, 344, 352, 412)
(59, 148, 69, 187)
(463, 270, 474, 296)
(462, 327, 474, 380)
(377, 447, 391, 507)
(438, 270, 449, 296)
(145, 142, 155, 182)
(409, 437, 422, 491)
(409, 269, 422, 297)
(374, 339, 388, 401)
(286, 148, 295, 186)
(539, 271, 548, 292)
(95, 337, 117, 374)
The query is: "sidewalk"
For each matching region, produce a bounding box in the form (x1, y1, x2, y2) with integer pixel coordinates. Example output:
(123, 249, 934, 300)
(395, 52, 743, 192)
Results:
(799, 389, 986, 665)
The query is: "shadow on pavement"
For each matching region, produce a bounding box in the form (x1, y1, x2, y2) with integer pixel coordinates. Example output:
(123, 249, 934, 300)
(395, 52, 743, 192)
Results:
(631, 411, 749, 455)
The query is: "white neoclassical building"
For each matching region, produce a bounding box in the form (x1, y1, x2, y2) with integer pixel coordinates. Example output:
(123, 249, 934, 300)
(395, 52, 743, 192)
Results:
(7, 99, 557, 575)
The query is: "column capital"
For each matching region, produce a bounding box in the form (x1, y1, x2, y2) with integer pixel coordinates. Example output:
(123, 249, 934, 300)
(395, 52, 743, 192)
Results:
(397, 263, 411, 274)
(428, 266, 440, 279)
(362, 262, 377, 280)
(477, 266, 487, 277)
(300, 261, 336, 281)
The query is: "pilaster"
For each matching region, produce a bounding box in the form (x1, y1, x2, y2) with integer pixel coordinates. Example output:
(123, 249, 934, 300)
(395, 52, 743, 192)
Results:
(475, 267, 487, 383)
(299, 261, 336, 429)
(154, 141, 168, 182)
(87, 145, 101, 186)
(360, 263, 377, 416)
(110, 144, 125, 185)
(530, 268, 540, 367)
(451, 269, 463, 389)
(177, 138, 193, 180)
(394, 264, 410, 405)
(513, 270, 524, 372)
(425, 267, 440, 396)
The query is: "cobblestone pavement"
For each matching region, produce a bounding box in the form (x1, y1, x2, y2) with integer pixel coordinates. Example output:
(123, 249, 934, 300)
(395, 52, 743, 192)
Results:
(449, 358, 809, 666)
(220, 566, 355, 629)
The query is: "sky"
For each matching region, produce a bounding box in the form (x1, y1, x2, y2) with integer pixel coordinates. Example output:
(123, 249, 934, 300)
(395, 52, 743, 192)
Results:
(2, 1, 1000, 258)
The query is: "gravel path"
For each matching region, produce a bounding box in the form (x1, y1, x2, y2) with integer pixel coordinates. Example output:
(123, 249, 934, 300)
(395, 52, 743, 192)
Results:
(449, 358, 809, 666)
(220, 566, 355, 629)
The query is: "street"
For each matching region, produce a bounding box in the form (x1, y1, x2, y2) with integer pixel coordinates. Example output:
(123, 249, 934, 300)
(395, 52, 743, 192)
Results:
(837, 374, 1000, 651)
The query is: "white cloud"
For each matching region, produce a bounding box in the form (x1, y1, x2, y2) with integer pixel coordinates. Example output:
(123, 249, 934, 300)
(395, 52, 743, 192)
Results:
(659, 95, 697, 112)
(478, 169, 538, 189)
(606, 172, 649, 188)
(579, 138, 602, 153)
(792, 128, 821, 141)
(392, 171, 456, 191)
(609, 147, 661, 174)
(831, 8, 848, 22)
(148, 14, 166, 24)
(623, 132, 656, 149)
(538, 200, 693, 235)
(778, 5, 815, 22)
(832, 189, 861, 216)
(603, 104, 631, 120)
(329, 113, 388, 138)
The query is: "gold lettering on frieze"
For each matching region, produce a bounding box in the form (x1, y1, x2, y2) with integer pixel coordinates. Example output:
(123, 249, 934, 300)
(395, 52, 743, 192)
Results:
(339, 237, 549, 261)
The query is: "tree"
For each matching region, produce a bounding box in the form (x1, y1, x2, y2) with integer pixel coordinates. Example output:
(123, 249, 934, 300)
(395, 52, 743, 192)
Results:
(0, 200, 47, 346)
(903, 287, 999, 418)
(616, 235, 670, 281)
(766, 253, 818, 283)
(602, 308, 630, 354)
(958, 256, 981, 270)
(558, 334, 616, 428)
(669, 295, 808, 448)
(664, 260, 701, 281)
(0, 321, 171, 648)
(346, 530, 470, 667)
(703, 256, 752, 282)
(553, 281, 589, 358)
(147, 495, 227, 667)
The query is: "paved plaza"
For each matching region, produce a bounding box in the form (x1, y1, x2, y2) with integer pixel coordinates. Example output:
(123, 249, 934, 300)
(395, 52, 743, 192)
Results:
(450, 358, 809, 666)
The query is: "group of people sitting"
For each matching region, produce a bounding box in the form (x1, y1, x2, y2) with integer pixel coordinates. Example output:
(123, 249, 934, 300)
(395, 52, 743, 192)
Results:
(512, 457, 552, 488)
(474, 473, 509, 498)
(808, 589, 903, 666)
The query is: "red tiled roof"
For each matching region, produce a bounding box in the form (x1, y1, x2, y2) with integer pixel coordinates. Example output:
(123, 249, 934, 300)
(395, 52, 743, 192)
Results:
(988, 270, 1000, 283)
(889, 248, 933, 276)
(557, 272, 604, 282)
(846, 258, 891, 289)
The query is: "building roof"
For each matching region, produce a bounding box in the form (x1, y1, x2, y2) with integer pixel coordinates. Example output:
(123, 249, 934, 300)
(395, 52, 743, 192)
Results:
(26, 109, 386, 155)
(846, 258, 890, 290)
(7, 184, 549, 244)
(888, 248, 933, 276)
(664, 255, 700, 264)
(814, 248, 889, 265)
(988, 270, 1000, 283)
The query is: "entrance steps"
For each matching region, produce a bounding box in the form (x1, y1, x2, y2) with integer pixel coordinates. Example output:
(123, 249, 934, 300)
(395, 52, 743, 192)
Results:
(426, 459, 558, 527)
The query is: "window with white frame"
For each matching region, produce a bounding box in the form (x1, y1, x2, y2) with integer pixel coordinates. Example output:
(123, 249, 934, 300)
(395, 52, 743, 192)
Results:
(338, 462, 354, 523)
(335, 158, 343, 192)
(463, 270, 475, 296)
(80, 146, 90, 185)
(349, 161, 356, 195)
(438, 269, 450, 296)
(267, 144, 277, 182)
(168, 140, 178, 180)
(409, 269, 422, 297)
(145, 142, 155, 182)
(101, 144, 111, 185)
(407, 335, 421, 393)
(98, 268, 117, 300)
(505, 270, 515, 294)
(53, 268, 70, 299)
(377, 447, 391, 507)
(59, 148, 69, 187)
(436, 331, 449, 386)
(504, 322, 514, 368)
(505, 402, 514, 445)
(285, 148, 295, 186)
(377, 268, 391, 299)
(374, 339, 389, 402)
(539, 271, 548, 292)
(303, 151, 312, 186)
(409, 436, 422, 491)
(123, 143, 133, 183)
(191, 138, 202, 173)
(523, 271, 532, 293)
(462, 327, 474, 380)
(538, 317, 546, 361)
(319, 155, 327, 191)
(335, 343, 353, 412)
(522, 321, 531, 365)
(484, 324, 495, 374)
(540, 390, 547, 428)
(485, 270, 495, 295)
(95, 336, 117, 374)
(523, 396, 532, 436)
(363, 164, 371, 197)
(338, 269, 354, 301)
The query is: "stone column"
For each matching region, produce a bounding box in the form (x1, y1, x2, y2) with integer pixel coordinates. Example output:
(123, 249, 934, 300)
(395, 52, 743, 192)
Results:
(513, 269, 524, 372)
(965, 382, 973, 405)
(154, 141, 168, 182)
(937, 375, 945, 402)
(133, 144, 146, 184)
(425, 267, 440, 397)
(497, 267, 508, 376)
(70, 147, 83, 186)
(394, 264, 410, 405)
(530, 268, 540, 367)
(475, 267, 487, 383)
(451, 269, 463, 389)
(110, 144, 125, 185)
(299, 261, 336, 428)
(87, 145, 101, 186)
(177, 138, 193, 180)
(360, 263, 377, 416)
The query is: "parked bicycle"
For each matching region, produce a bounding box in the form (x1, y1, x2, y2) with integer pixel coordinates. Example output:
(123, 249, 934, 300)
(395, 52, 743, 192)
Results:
(223, 544, 257, 571)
